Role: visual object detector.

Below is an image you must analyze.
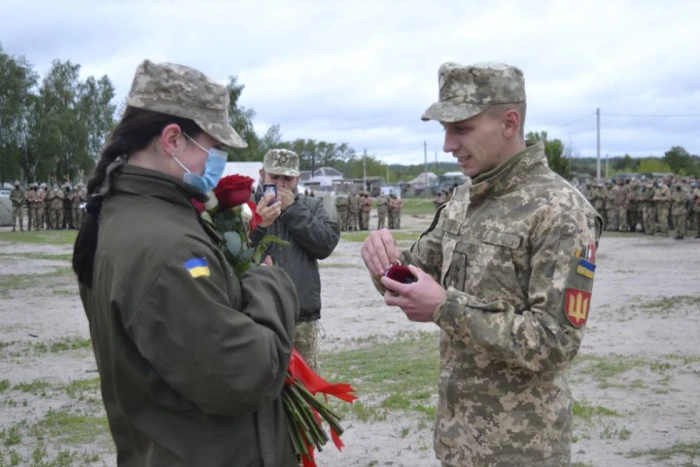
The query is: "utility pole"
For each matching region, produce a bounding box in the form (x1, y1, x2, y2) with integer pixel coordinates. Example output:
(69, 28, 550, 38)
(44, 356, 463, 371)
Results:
(362, 148, 367, 190)
(596, 107, 601, 180)
(424, 141, 428, 188)
(605, 154, 609, 178)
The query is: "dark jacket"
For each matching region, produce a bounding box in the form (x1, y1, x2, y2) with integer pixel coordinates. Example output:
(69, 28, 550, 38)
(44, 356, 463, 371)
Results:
(78, 165, 299, 467)
(251, 186, 340, 321)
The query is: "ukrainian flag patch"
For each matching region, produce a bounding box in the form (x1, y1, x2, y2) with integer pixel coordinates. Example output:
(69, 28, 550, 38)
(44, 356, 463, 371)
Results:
(184, 257, 210, 278)
(576, 259, 596, 279)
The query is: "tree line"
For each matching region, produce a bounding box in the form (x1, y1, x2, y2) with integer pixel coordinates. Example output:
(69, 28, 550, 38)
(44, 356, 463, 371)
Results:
(3, 44, 696, 186)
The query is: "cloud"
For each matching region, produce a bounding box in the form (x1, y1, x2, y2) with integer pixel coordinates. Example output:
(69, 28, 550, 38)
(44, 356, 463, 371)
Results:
(3, 0, 699, 164)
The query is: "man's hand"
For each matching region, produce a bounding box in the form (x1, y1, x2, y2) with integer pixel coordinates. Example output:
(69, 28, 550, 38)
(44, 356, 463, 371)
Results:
(381, 265, 446, 322)
(256, 193, 282, 228)
(277, 186, 295, 211)
(360, 229, 401, 277)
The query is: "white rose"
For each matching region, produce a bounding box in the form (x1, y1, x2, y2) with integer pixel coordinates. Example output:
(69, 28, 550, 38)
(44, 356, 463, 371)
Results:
(240, 202, 253, 224)
(204, 191, 219, 211)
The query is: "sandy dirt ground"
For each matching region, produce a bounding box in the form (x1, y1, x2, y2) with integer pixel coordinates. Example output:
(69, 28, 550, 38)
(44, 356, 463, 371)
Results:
(1, 211, 699, 467)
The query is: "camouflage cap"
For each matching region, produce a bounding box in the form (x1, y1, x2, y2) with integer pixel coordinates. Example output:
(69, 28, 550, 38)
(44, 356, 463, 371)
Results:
(126, 59, 247, 148)
(422, 62, 526, 123)
(263, 149, 300, 177)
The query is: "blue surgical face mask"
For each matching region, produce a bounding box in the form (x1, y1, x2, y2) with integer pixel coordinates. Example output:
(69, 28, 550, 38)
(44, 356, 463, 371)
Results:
(173, 133, 227, 194)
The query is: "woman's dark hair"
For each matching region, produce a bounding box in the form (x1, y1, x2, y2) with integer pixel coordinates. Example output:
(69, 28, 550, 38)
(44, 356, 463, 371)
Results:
(73, 106, 203, 288)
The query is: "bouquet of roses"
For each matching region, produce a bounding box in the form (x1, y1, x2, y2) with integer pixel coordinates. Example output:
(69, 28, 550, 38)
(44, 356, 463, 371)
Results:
(193, 174, 358, 466)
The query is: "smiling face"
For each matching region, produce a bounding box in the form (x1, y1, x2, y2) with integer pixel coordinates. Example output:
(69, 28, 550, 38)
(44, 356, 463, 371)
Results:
(441, 104, 524, 178)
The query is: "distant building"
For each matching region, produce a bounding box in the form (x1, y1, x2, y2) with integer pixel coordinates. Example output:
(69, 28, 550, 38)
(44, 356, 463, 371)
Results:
(300, 167, 344, 189)
(409, 172, 438, 189)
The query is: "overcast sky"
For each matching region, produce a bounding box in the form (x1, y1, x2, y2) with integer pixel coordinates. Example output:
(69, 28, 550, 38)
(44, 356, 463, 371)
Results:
(2, 0, 699, 165)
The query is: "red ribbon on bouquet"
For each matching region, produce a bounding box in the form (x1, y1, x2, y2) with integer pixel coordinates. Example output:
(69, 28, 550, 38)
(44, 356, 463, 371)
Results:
(286, 349, 358, 466)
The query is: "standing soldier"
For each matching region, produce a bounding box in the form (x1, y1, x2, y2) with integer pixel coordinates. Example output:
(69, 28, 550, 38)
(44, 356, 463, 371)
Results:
(387, 192, 397, 229)
(593, 183, 606, 230)
(10, 181, 25, 232)
(26, 184, 38, 231)
(642, 183, 656, 235)
(392, 194, 403, 229)
(691, 182, 700, 238)
(615, 178, 630, 232)
(360, 191, 372, 230)
(63, 183, 74, 229)
(606, 180, 618, 231)
(671, 183, 688, 240)
(334, 194, 348, 231)
(347, 189, 360, 231)
(37, 183, 47, 230)
(49, 182, 65, 230)
(376, 193, 388, 230)
(653, 180, 671, 236)
(73, 183, 87, 228)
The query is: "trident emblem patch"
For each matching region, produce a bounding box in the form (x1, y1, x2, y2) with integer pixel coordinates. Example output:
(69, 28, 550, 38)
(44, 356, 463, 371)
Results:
(564, 288, 591, 328)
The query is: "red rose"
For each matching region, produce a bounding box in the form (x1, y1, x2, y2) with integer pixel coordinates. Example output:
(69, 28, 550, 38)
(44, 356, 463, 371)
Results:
(213, 174, 255, 208)
(191, 198, 205, 214)
(246, 200, 263, 231)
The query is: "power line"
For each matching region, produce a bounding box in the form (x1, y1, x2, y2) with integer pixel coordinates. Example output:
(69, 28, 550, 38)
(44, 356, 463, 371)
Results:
(602, 113, 700, 118)
(550, 113, 596, 130)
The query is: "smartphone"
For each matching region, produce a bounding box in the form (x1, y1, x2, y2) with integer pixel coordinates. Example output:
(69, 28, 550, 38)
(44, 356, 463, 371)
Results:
(263, 184, 277, 206)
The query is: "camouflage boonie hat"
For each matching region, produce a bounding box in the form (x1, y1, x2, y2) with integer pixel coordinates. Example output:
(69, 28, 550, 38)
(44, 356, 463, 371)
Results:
(126, 59, 247, 148)
(263, 149, 300, 177)
(421, 62, 526, 123)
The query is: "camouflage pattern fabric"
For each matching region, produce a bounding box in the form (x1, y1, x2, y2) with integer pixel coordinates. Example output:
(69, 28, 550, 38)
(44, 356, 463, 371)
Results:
(126, 59, 247, 149)
(294, 320, 319, 373)
(263, 149, 301, 177)
(421, 62, 526, 123)
(10, 186, 24, 231)
(671, 187, 688, 237)
(382, 142, 602, 466)
(653, 184, 671, 235)
(376, 195, 388, 230)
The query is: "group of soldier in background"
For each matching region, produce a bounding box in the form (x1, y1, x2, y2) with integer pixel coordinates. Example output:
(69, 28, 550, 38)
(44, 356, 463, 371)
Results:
(579, 175, 700, 240)
(334, 190, 403, 232)
(8, 177, 88, 232)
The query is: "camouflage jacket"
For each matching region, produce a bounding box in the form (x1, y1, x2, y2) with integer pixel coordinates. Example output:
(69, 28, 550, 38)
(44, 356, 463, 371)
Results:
(398, 142, 603, 466)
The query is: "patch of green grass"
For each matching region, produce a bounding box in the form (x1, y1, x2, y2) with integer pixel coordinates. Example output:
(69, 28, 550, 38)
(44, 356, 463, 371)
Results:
(572, 353, 691, 389)
(638, 295, 700, 314)
(572, 400, 620, 422)
(0, 252, 72, 261)
(63, 377, 101, 399)
(0, 230, 77, 246)
(0, 267, 74, 293)
(0, 380, 9, 392)
(30, 408, 109, 445)
(48, 336, 91, 353)
(340, 230, 423, 243)
(628, 441, 700, 461)
(400, 198, 440, 216)
(51, 288, 76, 296)
(1, 425, 22, 446)
(320, 331, 439, 420)
(13, 379, 51, 394)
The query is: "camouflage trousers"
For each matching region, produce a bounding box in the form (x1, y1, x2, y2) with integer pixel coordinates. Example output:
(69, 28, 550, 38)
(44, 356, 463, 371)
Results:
(643, 206, 655, 234)
(347, 212, 358, 231)
(673, 214, 686, 237)
(606, 207, 618, 231)
(360, 210, 370, 230)
(294, 320, 320, 373)
(12, 205, 24, 230)
(50, 207, 63, 230)
(618, 206, 628, 231)
(73, 207, 82, 228)
(657, 206, 669, 235)
(377, 210, 387, 230)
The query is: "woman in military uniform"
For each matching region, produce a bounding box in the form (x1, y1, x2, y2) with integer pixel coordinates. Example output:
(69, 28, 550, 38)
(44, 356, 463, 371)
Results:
(72, 60, 299, 467)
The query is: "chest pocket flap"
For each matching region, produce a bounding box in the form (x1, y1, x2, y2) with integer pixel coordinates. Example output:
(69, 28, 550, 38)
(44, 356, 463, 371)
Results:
(477, 230, 522, 249)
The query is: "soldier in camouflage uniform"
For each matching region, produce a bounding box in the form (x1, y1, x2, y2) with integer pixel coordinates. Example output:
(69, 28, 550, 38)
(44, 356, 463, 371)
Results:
(592, 183, 606, 229)
(653, 180, 671, 236)
(691, 182, 700, 238)
(347, 190, 360, 231)
(26, 184, 38, 231)
(605, 180, 618, 231)
(72, 183, 86, 228)
(359, 191, 372, 230)
(37, 183, 47, 229)
(615, 178, 630, 232)
(48, 183, 65, 229)
(641, 183, 656, 235)
(671, 183, 688, 240)
(376, 193, 388, 230)
(335, 195, 348, 231)
(10, 181, 25, 232)
(361, 62, 603, 467)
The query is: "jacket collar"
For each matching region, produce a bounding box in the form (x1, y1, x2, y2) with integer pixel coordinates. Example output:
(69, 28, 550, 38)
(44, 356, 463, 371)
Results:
(468, 141, 547, 199)
(111, 164, 209, 208)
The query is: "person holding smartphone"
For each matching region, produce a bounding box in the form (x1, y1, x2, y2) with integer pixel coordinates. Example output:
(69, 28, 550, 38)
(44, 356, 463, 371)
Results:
(252, 149, 340, 372)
